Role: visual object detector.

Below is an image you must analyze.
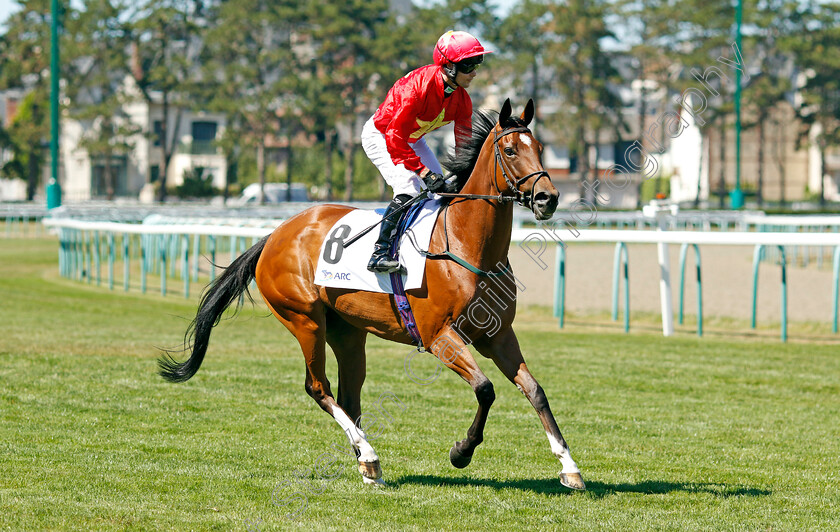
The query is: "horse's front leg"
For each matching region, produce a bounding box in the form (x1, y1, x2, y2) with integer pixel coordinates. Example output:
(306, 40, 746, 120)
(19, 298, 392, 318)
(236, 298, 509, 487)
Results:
(473, 327, 585, 490)
(424, 326, 495, 469)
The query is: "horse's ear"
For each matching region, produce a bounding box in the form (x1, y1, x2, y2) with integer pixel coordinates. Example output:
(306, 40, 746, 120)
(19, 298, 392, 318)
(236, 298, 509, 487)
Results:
(521, 99, 535, 126)
(499, 98, 512, 127)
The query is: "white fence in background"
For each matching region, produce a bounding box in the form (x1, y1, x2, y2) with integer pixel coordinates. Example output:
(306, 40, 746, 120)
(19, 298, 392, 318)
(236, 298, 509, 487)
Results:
(42, 216, 840, 342)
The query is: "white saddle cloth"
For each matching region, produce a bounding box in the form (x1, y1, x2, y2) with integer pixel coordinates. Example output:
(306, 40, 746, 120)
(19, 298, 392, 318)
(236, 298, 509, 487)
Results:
(314, 199, 442, 294)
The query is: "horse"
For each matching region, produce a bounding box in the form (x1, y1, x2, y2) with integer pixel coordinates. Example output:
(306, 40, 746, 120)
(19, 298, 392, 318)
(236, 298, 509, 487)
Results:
(158, 98, 585, 491)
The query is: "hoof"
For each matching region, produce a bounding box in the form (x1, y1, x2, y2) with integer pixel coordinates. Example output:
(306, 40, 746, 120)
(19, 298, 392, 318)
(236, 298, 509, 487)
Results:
(449, 444, 472, 469)
(560, 472, 586, 491)
(358, 459, 382, 480)
(362, 475, 386, 487)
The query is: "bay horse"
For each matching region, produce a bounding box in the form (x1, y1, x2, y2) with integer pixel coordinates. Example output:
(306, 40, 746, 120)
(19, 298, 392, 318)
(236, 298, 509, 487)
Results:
(159, 98, 585, 491)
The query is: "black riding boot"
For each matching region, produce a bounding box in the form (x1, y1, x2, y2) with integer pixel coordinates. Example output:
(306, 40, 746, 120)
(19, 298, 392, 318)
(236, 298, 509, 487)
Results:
(367, 194, 410, 273)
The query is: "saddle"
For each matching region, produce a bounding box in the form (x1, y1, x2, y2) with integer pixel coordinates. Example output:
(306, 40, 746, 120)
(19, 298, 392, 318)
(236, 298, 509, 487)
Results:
(313, 199, 441, 294)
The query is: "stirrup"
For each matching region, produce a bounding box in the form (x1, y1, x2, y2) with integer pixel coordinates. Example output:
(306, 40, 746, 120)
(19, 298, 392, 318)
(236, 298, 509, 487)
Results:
(367, 254, 402, 274)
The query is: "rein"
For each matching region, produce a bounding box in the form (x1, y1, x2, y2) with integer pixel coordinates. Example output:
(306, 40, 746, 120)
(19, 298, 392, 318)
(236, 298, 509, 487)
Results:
(404, 203, 511, 277)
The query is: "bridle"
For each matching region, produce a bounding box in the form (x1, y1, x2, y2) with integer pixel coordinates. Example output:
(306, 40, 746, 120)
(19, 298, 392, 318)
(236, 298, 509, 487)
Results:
(491, 125, 551, 209)
(438, 123, 551, 210)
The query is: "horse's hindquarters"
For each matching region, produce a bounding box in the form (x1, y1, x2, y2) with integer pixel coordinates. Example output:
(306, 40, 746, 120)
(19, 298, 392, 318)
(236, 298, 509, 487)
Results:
(255, 205, 353, 314)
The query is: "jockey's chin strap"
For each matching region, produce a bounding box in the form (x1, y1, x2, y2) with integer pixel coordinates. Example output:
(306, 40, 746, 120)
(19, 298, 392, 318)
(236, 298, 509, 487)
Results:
(436, 124, 551, 210)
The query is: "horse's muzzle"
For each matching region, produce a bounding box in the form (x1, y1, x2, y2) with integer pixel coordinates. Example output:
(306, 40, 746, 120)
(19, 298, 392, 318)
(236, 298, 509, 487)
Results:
(532, 190, 559, 220)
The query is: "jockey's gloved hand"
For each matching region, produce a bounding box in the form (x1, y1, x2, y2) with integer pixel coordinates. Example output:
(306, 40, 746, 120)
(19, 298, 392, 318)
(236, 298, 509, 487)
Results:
(422, 172, 447, 193)
(443, 174, 460, 194)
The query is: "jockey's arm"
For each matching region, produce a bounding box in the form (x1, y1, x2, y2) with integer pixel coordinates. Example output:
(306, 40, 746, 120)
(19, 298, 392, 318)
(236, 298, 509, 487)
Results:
(383, 86, 428, 175)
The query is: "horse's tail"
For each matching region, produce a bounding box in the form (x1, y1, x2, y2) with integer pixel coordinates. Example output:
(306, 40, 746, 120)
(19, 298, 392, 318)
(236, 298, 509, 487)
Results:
(157, 235, 270, 383)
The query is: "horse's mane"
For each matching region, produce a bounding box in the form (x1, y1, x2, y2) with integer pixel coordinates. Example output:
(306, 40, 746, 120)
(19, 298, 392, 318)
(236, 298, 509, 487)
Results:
(441, 108, 528, 190)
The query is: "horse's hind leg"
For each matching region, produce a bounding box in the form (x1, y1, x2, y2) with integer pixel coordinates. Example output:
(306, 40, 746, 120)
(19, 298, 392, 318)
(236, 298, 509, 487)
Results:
(270, 304, 383, 486)
(426, 326, 496, 469)
(473, 327, 585, 490)
(324, 314, 384, 485)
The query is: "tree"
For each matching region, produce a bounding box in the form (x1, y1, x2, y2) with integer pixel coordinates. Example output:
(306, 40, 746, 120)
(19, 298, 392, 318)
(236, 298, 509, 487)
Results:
(302, 0, 423, 201)
(545, 0, 622, 203)
(492, 0, 553, 136)
(742, 71, 791, 206)
(3, 92, 48, 198)
(0, 0, 57, 200)
(670, 0, 737, 207)
(201, 0, 302, 205)
(127, 0, 205, 202)
(299, 1, 360, 201)
(788, 1, 840, 206)
(738, 0, 800, 206)
(65, 0, 139, 200)
(611, 0, 682, 204)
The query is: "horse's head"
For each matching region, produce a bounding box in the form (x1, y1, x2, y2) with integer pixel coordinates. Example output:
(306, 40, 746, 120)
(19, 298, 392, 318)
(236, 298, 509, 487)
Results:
(493, 99, 559, 220)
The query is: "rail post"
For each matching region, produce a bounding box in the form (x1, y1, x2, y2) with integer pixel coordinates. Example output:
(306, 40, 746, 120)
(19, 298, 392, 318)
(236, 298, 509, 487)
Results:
(678, 243, 703, 336)
(181, 234, 190, 298)
(751, 244, 788, 341)
(141, 234, 147, 294)
(832, 245, 840, 334)
(192, 234, 200, 282)
(94, 231, 101, 285)
(643, 201, 676, 336)
(612, 242, 630, 333)
(123, 233, 130, 292)
(209, 235, 217, 283)
(107, 233, 115, 291)
(554, 244, 566, 328)
(160, 235, 167, 296)
(83, 231, 91, 283)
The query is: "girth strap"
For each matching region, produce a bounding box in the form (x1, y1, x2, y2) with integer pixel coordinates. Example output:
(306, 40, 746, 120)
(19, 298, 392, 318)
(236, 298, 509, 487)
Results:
(388, 199, 428, 348)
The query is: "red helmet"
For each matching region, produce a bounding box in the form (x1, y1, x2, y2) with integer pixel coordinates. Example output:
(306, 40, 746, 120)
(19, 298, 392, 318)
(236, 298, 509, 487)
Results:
(433, 31, 491, 66)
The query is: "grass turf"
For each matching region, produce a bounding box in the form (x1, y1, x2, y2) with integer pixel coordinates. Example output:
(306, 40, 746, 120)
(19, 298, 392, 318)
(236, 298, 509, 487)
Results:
(1, 236, 839, 531)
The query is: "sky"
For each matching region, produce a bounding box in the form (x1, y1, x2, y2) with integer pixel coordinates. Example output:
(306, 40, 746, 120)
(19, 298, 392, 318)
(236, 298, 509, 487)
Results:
(0, 0, 19, 28)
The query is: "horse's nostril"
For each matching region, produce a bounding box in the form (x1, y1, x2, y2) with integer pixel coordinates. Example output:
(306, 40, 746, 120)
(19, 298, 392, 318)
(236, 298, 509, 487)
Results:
(534, 192, 556, 208)
(532, 192, 558, 220)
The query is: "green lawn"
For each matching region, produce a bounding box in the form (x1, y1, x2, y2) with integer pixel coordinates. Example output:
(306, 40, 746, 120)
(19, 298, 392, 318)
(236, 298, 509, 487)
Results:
(1, 236, 839, 531)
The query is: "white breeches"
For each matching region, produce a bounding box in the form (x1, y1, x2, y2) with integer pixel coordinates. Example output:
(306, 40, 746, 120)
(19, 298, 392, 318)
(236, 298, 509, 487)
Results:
(361, 116, 443, 197)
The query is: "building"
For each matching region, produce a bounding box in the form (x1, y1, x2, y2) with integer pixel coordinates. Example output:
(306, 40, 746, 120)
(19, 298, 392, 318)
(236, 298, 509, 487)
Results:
(60, 76, 228, 202)
(521, 72, 840, 208)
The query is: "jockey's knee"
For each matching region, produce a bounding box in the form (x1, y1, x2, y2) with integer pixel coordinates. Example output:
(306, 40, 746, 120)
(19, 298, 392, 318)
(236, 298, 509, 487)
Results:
(393, 193, 412, 206)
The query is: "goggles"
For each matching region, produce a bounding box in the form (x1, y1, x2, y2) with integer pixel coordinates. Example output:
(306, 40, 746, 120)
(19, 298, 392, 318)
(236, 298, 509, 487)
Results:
(456, 56, 483, 74)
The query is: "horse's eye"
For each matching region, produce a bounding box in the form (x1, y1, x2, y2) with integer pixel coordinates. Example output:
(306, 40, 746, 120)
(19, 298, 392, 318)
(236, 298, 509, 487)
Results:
(504, 147, 515, 157)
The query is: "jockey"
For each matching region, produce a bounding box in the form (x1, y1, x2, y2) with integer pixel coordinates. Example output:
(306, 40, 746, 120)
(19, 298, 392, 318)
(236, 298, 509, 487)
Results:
(362, 30, 492, 274)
